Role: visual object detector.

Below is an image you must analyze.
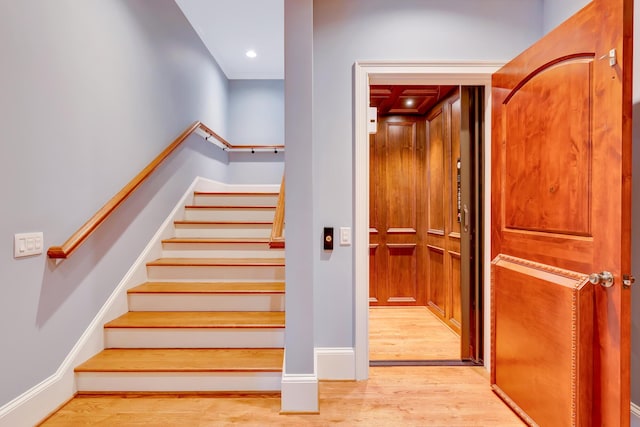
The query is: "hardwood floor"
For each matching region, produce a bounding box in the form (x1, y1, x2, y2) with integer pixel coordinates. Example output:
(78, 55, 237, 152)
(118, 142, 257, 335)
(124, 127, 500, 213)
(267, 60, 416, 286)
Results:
(39, 307, 522, 425)
(40, 367, 523, 426)
(370, 306, 460, 360)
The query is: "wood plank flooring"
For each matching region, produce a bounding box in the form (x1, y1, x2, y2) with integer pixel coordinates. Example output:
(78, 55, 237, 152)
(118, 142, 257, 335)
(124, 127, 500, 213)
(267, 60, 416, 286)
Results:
(39, 307, 523, 425)
(40, 367, 524, 426)
(369, 306, 460, 360)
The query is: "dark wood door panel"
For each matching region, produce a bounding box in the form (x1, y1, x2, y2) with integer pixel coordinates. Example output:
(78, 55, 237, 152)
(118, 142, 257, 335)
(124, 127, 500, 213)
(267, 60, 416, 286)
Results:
(427, 109, 445, 234)
(449, 97, 462, 236)
(387, 245, 418, 303)
(427, 246, 446, 317)
(386, 122, 419, 229)
(449, 251, 462, 333)
(370, 115, 425, 306)
(369, 244, 380, 303)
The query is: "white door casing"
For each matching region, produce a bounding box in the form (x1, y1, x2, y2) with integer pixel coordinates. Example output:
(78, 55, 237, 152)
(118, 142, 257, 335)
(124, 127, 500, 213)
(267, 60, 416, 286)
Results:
(353, 61, 504, 379)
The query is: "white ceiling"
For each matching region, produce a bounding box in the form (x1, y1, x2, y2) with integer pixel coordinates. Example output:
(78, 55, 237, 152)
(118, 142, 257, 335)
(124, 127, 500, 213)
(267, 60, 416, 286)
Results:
(175, 0, 284, 80)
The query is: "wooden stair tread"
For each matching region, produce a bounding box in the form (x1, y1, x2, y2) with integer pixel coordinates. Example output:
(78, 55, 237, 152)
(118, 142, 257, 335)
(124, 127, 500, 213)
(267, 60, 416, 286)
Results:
(162, 237, 271, 244)
(147, 258, 285, 267)
(105, 311, 285, 328)
(129, 282, 285, 294)
(75, 348, 284, 372)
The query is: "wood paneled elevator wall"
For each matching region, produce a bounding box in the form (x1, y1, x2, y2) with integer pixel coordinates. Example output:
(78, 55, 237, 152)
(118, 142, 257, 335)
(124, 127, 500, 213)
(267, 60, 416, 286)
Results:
(370, 87, 462, 334)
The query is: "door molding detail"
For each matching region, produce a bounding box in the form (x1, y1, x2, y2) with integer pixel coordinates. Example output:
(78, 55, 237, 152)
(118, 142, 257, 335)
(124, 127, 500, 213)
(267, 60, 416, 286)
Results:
(353, 61, 504, 380)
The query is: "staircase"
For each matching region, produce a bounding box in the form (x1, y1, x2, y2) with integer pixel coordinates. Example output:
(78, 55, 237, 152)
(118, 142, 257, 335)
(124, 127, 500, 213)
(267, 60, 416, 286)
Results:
(74, 190, 285, 393)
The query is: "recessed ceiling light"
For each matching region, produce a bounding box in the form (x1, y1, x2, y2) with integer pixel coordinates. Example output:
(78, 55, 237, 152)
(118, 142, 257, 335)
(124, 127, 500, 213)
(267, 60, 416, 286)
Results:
(246, 49, 257, 58)
(405, 99, 415, 107)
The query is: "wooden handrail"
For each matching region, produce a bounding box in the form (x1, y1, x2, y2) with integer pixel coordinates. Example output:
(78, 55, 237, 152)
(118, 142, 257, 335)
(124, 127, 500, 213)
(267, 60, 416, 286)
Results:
(48, 121, 284, 259)
(199, 122, 285, 151)
(269, 174, 285, 248)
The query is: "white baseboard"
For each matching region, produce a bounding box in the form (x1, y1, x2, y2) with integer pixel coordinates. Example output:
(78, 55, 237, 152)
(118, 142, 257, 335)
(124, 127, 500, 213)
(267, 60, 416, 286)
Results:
(280, 373, 319, 414)
(195, 178, 280, 193)
(632, 402, 640, 421)
(316, 347, 355, 380)
(280, 349, 318, 414)
(0, 177, 278, 427)
(280, 347, 355, 413)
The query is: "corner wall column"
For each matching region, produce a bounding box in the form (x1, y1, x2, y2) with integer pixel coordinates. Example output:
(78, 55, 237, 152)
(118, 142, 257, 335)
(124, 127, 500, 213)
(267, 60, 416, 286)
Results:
(282, 0, 318, 413)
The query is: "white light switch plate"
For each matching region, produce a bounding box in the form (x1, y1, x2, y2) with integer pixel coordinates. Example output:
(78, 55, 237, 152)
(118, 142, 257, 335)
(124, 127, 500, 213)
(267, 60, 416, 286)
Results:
(14, 232, 44, 258)
(340, 227, 352, 246)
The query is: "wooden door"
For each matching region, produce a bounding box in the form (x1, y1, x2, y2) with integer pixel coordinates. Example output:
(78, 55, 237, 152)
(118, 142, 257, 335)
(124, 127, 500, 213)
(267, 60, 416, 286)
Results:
(370, 115, 426, 305)
(491, 0, 632, 425)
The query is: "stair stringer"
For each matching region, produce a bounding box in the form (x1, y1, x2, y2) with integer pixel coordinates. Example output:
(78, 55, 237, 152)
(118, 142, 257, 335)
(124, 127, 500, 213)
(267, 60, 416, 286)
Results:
(0, 177, 280, 427)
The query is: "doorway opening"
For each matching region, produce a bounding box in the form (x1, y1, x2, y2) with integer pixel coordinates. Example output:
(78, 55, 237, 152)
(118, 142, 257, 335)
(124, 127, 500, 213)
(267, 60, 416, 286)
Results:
(353, 61, 504, 380)
(367, 84, 485, 366)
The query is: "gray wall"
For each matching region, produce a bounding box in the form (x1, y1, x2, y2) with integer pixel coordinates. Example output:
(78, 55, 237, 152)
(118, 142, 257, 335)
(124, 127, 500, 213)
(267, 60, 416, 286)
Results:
(542, 0, 589, 34)
(227, 79, 285, 184)
(0, 0, 231, 406)
(229, 80, 285, 147)
(284, 0, 316, 375)
(306, 0, 542, 353)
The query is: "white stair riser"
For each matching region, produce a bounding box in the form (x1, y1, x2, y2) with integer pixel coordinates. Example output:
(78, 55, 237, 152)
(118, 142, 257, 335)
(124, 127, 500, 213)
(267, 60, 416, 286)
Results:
(194, 195, 278, 207)
(162, 243, 283, 259)
(174, 224, 272, 239)
(184, 208, 275, 222)
(105, 328, 284, 348)
(147, 265, 285, 282)
(128, 294, 285, 312)
(76, 372, 282, 393)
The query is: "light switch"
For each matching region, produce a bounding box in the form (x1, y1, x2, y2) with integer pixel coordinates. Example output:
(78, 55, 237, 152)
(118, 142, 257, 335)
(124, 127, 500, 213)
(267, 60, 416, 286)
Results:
(14, 232, 44, 258)
(340, 227, 352, 246)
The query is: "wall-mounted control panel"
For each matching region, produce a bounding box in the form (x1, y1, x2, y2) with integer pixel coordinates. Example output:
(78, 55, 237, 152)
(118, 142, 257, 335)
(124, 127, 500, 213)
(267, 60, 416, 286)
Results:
(14, 232, 44, 258)
(323, 227, 334, 250)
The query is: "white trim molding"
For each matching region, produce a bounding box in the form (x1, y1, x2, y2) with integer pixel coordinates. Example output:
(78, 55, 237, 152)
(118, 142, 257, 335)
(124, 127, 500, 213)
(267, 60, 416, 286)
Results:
(280, 348, 319, 413)
(353, 61, 505, 380)
(316, 347, 355, 380)
(280, 374, 319, 414)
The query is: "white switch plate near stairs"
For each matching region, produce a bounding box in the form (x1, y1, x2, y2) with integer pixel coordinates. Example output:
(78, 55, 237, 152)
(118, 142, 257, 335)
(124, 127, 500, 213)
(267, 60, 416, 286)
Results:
(14, 232, 43, 258)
